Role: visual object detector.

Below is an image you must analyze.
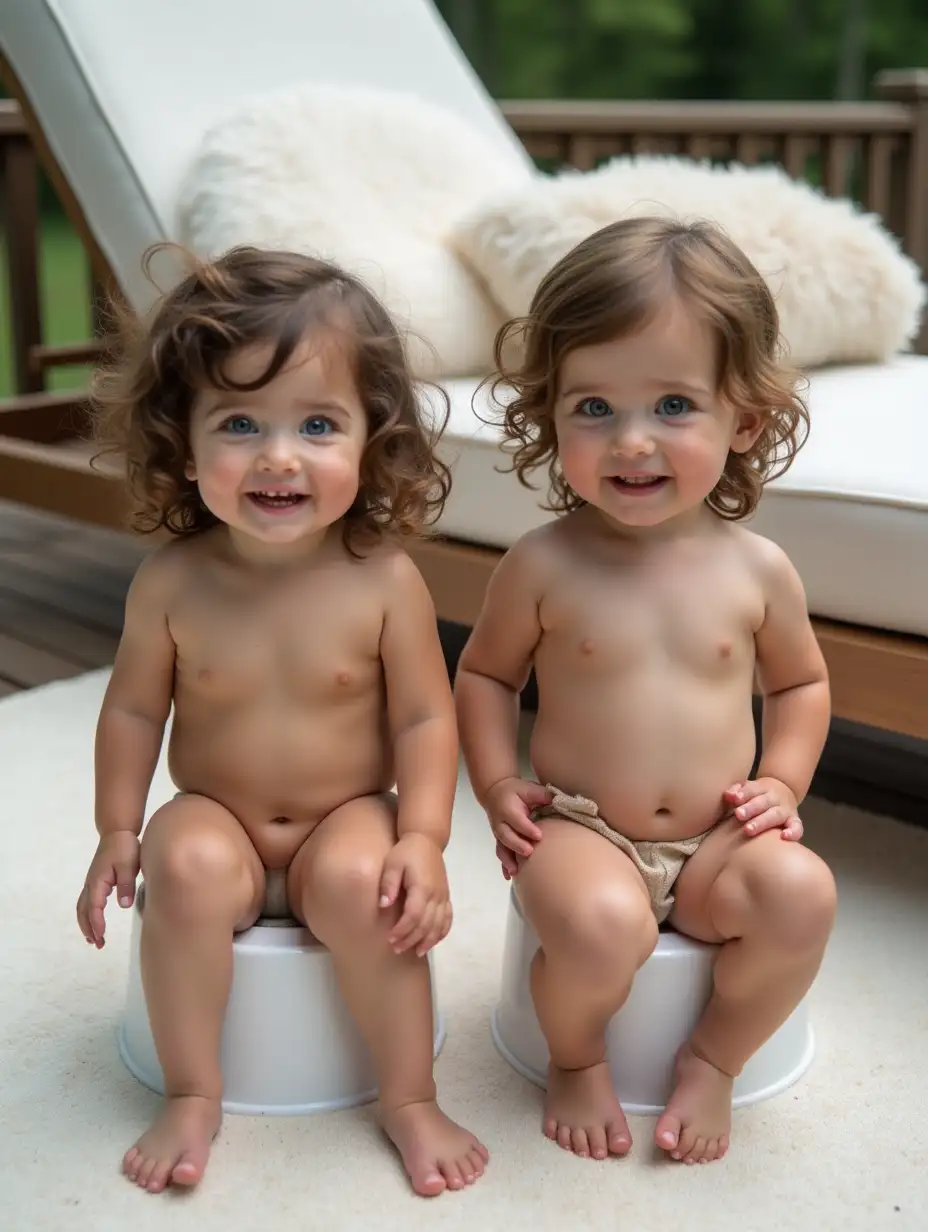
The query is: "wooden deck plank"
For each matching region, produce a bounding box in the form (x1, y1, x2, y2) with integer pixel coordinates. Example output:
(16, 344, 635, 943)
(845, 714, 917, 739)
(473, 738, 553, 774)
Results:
(0, 629, 87, 687)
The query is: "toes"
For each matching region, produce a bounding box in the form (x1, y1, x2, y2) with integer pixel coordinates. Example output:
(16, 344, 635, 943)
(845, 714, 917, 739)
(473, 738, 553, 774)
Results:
(675, 1124, 699, 1163)
(684, 1136, 707, 1165)
(410, 1165, 446, 1198)
(607, 1120, 632, 1157)
(655, 1112, 681, 1154)
(570, 1128, 591, 1157)
(588, 1126, 609, 1161)
(122, 1147, 141, 1180)
(440, 1160, 466, 1191)
(703, 1138, 721, 1163)
(556, 1123, 572, 1151)
(542, 1114, 558, 1142)
(718, 1135, 730, 1160)
(467, 1146, 488, 1178)
(171, 1152, 203, 1187)
(147, 1160, 173, 1193)
(472, 1139, 490, 1165)
(135, 1155, 159, 1190)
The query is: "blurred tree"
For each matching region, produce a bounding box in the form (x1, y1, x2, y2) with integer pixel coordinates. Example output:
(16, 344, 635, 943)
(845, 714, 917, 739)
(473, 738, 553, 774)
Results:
(434, 0, 928, 102)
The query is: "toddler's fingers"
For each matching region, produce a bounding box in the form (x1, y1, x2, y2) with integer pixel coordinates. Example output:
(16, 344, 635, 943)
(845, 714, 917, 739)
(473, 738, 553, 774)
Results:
(389, 887, 426, 948)
(402, 902, 435, 956)
(76, 896, 93, 944)
(505, 809, 544, 843)
(723, 783, 744, 801)
(116, 866, 137, 909)
(781, 816, 804, 841)
(496, 840, 519, 877)
(735, 793, 772, 823)
(496, 823, 534, 858)
(743, 807, 784, 836)
(520, 782, 554, 811)
(439, 902, 453, 942)
(379, 861, 404, 909)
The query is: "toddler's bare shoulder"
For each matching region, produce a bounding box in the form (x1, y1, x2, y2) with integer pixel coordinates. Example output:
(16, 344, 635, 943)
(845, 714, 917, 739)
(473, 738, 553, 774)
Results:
(732, 527, 802, 590)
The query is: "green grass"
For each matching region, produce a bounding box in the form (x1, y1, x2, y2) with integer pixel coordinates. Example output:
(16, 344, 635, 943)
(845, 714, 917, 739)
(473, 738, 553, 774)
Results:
(0, 214, 94, 397)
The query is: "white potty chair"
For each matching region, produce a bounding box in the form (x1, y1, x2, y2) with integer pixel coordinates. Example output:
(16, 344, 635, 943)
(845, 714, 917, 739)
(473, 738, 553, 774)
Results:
(492, 889, 814, 1114)
(120, 889, 445, 1115)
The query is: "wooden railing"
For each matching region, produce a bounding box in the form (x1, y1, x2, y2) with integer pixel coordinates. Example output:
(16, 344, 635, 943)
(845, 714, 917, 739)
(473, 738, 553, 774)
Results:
(1, 68, 927, 421)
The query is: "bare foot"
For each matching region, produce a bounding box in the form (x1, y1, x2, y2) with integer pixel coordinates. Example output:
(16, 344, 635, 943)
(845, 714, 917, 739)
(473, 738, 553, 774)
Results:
(543, 1061, 632, 1160)
(122, 1095, 222, 1193)
(655, 1042, 732, 1164)
(381, 1099, 489, 1197)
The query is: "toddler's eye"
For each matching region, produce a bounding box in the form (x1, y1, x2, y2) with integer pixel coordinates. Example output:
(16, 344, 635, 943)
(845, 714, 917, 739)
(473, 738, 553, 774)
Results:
(222, 416, 257, 435)
(577, 397, 612, 418)
(656, 395, 692, 418)
(301, 417, 334, 437)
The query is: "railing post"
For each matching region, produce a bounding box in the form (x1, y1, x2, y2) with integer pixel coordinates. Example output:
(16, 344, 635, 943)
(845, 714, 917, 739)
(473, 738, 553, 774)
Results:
(0, 124, 44, 395)
(874, 68, 928, 351)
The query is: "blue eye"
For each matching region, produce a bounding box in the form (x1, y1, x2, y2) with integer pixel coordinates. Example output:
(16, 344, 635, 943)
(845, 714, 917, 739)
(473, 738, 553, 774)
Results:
(222, 416, 256, 435)
(577, 397, 612, 418)
(656, 395, 692, 418)
(301, 417, 333, 437)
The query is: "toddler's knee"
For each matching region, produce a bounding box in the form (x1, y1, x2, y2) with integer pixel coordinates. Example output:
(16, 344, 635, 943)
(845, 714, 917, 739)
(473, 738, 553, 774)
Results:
(547, 887, 657, 973)
(142, 816, 244, 907)
(305, 846, 384, 932)
(747, 847, 837, 945)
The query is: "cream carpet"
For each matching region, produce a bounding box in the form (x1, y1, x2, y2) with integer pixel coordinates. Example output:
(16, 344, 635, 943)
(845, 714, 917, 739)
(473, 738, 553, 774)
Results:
(1, 670, 926, 1232)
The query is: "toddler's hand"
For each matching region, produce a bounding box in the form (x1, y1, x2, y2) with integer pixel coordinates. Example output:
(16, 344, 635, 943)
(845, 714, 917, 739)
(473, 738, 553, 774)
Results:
(76, 830, 141, 949)
(724, 778, 803, 841)
(484, 777, 552, 880)
(379, 833, 452, 957)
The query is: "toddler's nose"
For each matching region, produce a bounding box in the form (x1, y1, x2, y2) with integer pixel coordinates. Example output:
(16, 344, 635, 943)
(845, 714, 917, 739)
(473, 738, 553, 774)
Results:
(258, 433, 300, 474)
(612, 425, 655, 459)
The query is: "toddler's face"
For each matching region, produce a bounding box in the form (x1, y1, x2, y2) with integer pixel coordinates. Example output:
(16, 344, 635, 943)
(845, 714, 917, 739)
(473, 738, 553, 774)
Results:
(186, 331, 367, 553)
(552, 296, 761, 534)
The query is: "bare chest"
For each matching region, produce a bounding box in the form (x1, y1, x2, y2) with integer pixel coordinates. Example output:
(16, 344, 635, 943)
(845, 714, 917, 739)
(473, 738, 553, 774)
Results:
(168, 582, 383, 704)
(539, 557, 764, 679)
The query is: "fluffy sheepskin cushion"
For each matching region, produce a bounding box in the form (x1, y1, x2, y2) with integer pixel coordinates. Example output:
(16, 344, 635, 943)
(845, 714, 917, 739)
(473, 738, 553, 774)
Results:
(450, 156, 926, 370)
(177, 84, 531, 379)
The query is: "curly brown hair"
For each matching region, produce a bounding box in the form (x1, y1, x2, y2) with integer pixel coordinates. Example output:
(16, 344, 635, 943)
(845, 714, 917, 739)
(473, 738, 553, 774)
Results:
(488, 216, 809, 521)
(92, 244, 451, 549)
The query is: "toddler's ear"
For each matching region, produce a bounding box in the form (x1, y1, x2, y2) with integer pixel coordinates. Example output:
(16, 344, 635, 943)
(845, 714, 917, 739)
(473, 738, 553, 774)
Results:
(729, 409, 764, 455)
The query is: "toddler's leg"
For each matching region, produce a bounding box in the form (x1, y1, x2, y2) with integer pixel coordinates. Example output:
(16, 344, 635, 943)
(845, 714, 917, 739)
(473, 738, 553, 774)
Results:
(659, 822, 837, 1164)
(515, 818, 658, 1160)
(289, 795, 488, 1198)
(123, 795, 265, 1193)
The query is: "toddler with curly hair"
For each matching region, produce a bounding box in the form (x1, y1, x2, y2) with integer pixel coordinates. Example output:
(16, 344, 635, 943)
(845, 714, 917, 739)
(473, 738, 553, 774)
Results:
(76, 246, 487, 1197)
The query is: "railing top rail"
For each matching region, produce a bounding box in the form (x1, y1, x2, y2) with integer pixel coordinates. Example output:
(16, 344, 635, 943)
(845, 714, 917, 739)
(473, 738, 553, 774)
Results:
(500, 100, 914, 136)
(0, 99, 27, 136)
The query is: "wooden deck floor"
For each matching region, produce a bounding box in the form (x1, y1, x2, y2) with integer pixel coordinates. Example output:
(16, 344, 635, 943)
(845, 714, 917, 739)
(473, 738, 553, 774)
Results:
(0, 499, 145, 694)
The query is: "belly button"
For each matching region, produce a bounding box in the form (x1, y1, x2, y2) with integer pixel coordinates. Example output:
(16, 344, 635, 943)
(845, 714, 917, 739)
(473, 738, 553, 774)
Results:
(271, 816, 291, 825)
(580, 638, 594, 656)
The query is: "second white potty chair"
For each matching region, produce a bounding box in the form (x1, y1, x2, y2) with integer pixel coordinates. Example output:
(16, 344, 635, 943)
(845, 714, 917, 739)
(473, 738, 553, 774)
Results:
(120, 887, 445, 1115)
(493, 888, 814, 1114)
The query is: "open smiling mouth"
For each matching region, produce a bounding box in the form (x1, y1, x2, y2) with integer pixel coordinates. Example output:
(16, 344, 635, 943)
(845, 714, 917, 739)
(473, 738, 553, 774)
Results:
(609, 476, 669, 493)
(247, 490, 309, 511)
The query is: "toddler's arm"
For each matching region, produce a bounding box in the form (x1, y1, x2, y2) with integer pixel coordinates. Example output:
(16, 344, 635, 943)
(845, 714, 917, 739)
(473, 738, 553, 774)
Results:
(95, 552, 177, 838)
(455, 538, 551, 869)
(752, 542, 830, 805)
(78, 551, 176, 946)
(381, 553, 458, 849)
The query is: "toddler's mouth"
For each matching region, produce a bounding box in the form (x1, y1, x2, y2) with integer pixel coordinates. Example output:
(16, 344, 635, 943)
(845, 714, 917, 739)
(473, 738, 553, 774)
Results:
(247, 489, 308, 511)
(609, 475, 668, 493)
